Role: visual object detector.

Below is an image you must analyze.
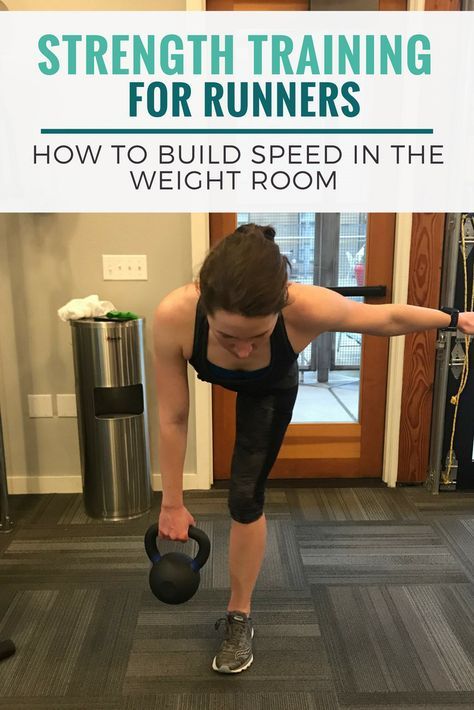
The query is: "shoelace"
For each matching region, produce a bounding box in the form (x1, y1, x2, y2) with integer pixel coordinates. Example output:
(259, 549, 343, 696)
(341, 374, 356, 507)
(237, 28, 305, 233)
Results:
(214, 615, 249, 651)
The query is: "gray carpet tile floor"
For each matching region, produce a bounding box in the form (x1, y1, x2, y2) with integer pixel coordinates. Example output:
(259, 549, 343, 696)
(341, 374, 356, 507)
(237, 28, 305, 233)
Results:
(0, 485, 473, 710)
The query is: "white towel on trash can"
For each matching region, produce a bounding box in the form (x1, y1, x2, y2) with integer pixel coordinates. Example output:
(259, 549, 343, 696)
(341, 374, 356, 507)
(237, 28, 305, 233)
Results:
(57, 294, 116, 322)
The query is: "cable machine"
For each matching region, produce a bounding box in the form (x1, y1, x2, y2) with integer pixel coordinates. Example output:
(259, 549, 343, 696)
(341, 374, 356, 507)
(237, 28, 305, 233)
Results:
(0, 409, 13, 534)
(0, 0, 16, 664)
(0, 406, 16, 661)
(427, 213, 474, 493)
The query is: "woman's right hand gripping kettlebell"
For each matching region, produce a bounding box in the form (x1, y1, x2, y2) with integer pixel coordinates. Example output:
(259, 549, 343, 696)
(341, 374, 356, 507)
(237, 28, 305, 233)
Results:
(158, 504, 196, 542)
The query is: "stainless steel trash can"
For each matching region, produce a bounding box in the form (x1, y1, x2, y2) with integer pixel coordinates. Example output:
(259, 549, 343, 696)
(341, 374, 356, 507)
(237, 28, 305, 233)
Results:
(71, 317, 152, 520)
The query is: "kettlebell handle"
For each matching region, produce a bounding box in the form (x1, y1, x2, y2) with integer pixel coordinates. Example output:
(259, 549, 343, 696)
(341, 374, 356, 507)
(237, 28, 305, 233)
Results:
(144, 524, 211, 572)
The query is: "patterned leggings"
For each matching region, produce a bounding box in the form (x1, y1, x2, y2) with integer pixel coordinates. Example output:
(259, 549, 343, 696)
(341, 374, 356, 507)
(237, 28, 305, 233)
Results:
(227, 364, 299, 524)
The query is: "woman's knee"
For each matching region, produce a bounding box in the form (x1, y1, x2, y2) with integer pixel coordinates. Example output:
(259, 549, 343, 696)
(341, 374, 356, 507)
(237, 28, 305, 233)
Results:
(228, 488, 265, 524)
(229, 506, 264, 524)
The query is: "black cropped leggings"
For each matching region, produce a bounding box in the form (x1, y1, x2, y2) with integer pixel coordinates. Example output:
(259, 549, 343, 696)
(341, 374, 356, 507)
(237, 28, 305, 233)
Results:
(227, 366, 299, 524)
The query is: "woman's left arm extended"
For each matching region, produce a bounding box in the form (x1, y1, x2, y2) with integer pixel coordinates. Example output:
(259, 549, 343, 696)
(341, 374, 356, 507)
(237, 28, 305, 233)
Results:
(293, 284, 474, 337)
(337, 301, 474, 336)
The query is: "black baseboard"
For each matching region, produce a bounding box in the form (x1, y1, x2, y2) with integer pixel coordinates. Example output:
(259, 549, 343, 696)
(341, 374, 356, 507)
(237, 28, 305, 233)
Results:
(212, 477, 389, 489)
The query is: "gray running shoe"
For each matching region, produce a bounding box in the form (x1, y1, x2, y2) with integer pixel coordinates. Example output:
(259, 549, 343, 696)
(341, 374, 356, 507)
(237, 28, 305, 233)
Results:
(212, 611, 254, 673)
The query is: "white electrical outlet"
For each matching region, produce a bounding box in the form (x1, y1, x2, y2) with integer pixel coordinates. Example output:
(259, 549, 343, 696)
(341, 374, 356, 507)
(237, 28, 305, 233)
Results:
(28, 394, 53, 418)
(56, 394, 77, 417)
(102, 254, 147, 280)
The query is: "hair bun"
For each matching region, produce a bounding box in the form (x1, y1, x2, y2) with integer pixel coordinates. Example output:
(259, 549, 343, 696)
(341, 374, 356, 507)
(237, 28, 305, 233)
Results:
(261, 226, 276, 242)
(234, 223, 276, 242)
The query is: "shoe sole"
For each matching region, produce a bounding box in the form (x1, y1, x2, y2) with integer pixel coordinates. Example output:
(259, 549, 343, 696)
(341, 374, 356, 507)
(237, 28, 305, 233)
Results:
(212, 653, 253, 674)
(212, 627, 254, 674)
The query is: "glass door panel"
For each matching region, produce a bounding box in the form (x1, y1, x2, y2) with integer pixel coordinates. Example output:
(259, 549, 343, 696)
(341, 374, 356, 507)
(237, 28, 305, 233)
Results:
(236, 212, 367, 423)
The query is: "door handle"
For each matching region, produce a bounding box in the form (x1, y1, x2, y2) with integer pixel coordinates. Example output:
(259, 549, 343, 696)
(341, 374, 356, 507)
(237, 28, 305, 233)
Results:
(328, 285, 387, 298)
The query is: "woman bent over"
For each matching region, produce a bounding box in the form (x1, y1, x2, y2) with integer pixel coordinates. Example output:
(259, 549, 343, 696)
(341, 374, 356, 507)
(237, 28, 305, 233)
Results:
(153, 223, 473, 674)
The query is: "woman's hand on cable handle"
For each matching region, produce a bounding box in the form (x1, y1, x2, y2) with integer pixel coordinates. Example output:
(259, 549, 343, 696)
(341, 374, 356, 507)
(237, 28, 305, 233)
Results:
(158, 503, 196, 542)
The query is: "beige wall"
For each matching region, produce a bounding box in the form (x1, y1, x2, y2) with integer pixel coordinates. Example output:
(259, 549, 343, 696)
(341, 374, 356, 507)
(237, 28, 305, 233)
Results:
(0, 0, 199, 493)
(0, 213, 196, 491)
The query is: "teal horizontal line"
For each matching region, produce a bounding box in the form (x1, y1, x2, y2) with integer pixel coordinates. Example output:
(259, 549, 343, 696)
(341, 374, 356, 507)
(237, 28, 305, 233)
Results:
(41, 128, 433, 135)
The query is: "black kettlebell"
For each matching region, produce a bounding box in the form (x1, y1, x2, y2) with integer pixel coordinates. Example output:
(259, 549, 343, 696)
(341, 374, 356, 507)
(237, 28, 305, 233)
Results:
(144, 523, 211, 605)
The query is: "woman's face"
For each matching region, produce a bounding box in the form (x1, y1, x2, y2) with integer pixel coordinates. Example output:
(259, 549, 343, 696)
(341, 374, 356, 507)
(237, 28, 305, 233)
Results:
(207, 310, 278, 359)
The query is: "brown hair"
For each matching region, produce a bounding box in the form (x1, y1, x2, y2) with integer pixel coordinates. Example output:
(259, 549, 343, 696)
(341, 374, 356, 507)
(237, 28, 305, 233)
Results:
(198, 224, 290, 317)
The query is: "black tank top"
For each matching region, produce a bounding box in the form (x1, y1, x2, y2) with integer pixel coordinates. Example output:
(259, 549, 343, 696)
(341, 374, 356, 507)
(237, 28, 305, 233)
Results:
(189, 298, 299, 393)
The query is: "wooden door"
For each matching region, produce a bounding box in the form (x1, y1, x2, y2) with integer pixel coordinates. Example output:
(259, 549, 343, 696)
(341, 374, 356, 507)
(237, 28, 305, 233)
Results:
(211, 212, 395, 479)
(207, 0, 405, 479)
(208, 1, 406, 11)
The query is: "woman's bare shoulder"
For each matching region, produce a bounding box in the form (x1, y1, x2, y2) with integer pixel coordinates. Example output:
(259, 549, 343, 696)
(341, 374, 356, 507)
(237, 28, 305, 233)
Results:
(153, 283, 199, 353)
(154, 283, 198, 322)
(284, 282, 329, 319)
(283, 282, 342, 346)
